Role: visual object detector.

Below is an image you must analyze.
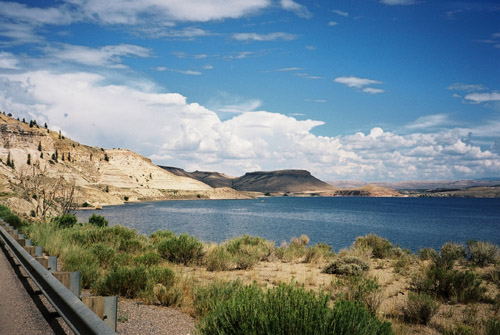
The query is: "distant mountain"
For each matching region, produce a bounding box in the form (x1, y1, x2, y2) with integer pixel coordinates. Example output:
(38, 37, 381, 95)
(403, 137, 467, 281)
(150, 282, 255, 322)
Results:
(332, 184, 402, 197)
(374, 180, 500, 191)
(232, 170, 335, 193)
(162, 168, 335, 193)
(160, 167, 234, 188)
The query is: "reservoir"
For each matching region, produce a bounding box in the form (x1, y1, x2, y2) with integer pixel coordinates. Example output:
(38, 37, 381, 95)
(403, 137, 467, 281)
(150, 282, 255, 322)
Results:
(76, 197, 500, 252)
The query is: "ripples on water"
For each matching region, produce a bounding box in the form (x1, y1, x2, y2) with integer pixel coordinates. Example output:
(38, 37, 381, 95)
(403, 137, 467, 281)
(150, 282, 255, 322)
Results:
(76, 197, 500, 252)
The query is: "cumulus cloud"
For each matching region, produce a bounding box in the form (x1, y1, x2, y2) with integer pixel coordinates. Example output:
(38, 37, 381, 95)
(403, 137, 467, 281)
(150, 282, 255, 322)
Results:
(43, 43, 152, 67)
(334, 76, 384, 94)
(231, 32, 298, 42)
(280, 0, 311, 18)
(464, 92, 500, 103)
(0, 70, 499, 181)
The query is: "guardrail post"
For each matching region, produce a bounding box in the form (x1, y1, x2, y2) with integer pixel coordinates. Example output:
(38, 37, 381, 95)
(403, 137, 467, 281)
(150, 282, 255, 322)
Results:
(35, 246, 43, 257)
(25, 239, 32, 246)
(35, 255, 57, 271)
(82, 296, 118, 332)
(16, 234, 25, 246)
(53, 271, 81, 297)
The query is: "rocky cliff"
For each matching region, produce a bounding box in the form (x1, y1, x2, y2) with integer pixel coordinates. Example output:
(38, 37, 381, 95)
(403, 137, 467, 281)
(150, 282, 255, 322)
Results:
(0, 113, 248, 217)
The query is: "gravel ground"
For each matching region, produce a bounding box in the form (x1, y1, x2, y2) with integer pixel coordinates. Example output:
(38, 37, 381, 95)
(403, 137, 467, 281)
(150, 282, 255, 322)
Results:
(117, 299, 195, 335)
(0, 242, 73, 335)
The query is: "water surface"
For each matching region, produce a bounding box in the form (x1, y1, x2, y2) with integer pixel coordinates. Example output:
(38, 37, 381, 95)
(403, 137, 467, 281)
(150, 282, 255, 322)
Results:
(76, 197, 500, 252)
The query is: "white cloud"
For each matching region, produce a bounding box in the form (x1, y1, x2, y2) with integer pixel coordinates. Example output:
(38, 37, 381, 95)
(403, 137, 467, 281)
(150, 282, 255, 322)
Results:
(0, 2, 76, 26)
(225, 51, 255, 60)
(332, 10, 348, 17)
(379, 0, 417, 5)
(305, 99, 327, 103)
(68, 0, 272, 24)
(305, 45, 316, 50)
(328, 21, 338, 26)
(294, 73, 321, 80)
(334, 76, 382, 89)
(447, 83, 487, 92)
(276, 67, 302, 72)
(0, 52, 20, 69)
(406, 114, 452, 129)
(280, 0, 311, 18)
(464, 92, 500, 103)
(154, 67, 202, 76)
(43, 43, 152, 67)
(362, 87, 384, 94)
(218, 99, 263, 114)
(334, 76, 384, 94)
(1, 70, 499, 181)
(232, 32, 298, 42)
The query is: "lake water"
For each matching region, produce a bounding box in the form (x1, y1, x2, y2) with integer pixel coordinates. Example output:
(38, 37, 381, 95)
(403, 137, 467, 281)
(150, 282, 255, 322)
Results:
(76, 197, 500, 252)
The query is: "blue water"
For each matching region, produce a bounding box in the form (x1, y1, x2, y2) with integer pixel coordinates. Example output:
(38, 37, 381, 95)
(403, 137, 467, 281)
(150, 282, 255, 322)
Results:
(76, 197, 500, 252)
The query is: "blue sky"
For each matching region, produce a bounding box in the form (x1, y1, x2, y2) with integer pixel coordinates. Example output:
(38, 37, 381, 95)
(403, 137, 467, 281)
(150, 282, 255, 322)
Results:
(0, 0, 499, 181)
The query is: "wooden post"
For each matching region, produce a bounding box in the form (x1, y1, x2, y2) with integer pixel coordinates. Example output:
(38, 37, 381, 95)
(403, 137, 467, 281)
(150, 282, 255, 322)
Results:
(82, 296, 117, 331)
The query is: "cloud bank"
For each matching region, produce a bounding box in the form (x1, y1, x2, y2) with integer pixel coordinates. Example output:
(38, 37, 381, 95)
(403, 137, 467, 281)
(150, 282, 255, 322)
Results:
(0, 69, 498, 182)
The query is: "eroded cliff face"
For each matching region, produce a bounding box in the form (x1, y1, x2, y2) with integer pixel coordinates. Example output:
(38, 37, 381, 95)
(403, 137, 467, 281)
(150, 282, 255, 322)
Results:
(0, 113, 249, 217)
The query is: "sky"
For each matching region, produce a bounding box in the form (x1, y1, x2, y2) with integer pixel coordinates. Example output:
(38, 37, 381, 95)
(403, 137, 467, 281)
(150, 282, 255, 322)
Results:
(0, 0, 499, 182)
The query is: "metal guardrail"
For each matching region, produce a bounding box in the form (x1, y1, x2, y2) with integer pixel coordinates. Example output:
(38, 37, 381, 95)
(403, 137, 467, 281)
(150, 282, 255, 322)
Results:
(0, 220, 116, 335)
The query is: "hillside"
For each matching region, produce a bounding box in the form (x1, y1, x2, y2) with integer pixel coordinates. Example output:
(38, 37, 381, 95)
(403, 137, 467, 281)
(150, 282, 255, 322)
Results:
(0, 113, 250, 217)
(161, 167, 234, 188)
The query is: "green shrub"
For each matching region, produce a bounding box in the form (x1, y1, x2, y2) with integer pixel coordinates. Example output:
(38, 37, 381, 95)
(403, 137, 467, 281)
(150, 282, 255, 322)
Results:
(442, 325, 473, 335)
(439, 242, 466, 268)
(157, 233, 203, 265)
(54, 214, 78, 228)
(148, 266, 176, 287)
(354, 233, 393, 259)
(150, 229, 176, 244)
(88, 214, 108, 227)
(305, 243, 334, 263)
(402, 292, 439, 325)
(335, 276, 382, 314)
(63, 248, 100, 288)
(323, 256, 369, 276)
(275, 236, 309, 262)
(152, 284, 183, 307)
(95, 265, 148, 298)
(412, 263, 486, 303)
(134, 252, 161, 267)
(3, 213, 22, 229)
(418, 247, 437, 261)
(196, 282, 392, 335)
(194, 280, 246, 317)
(486, 318, 500, 335)
(467, 241, 500, 267)
(225, 235, 273, 262)
(206, 246, 233, 271)
(91, 243, 116, 269)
